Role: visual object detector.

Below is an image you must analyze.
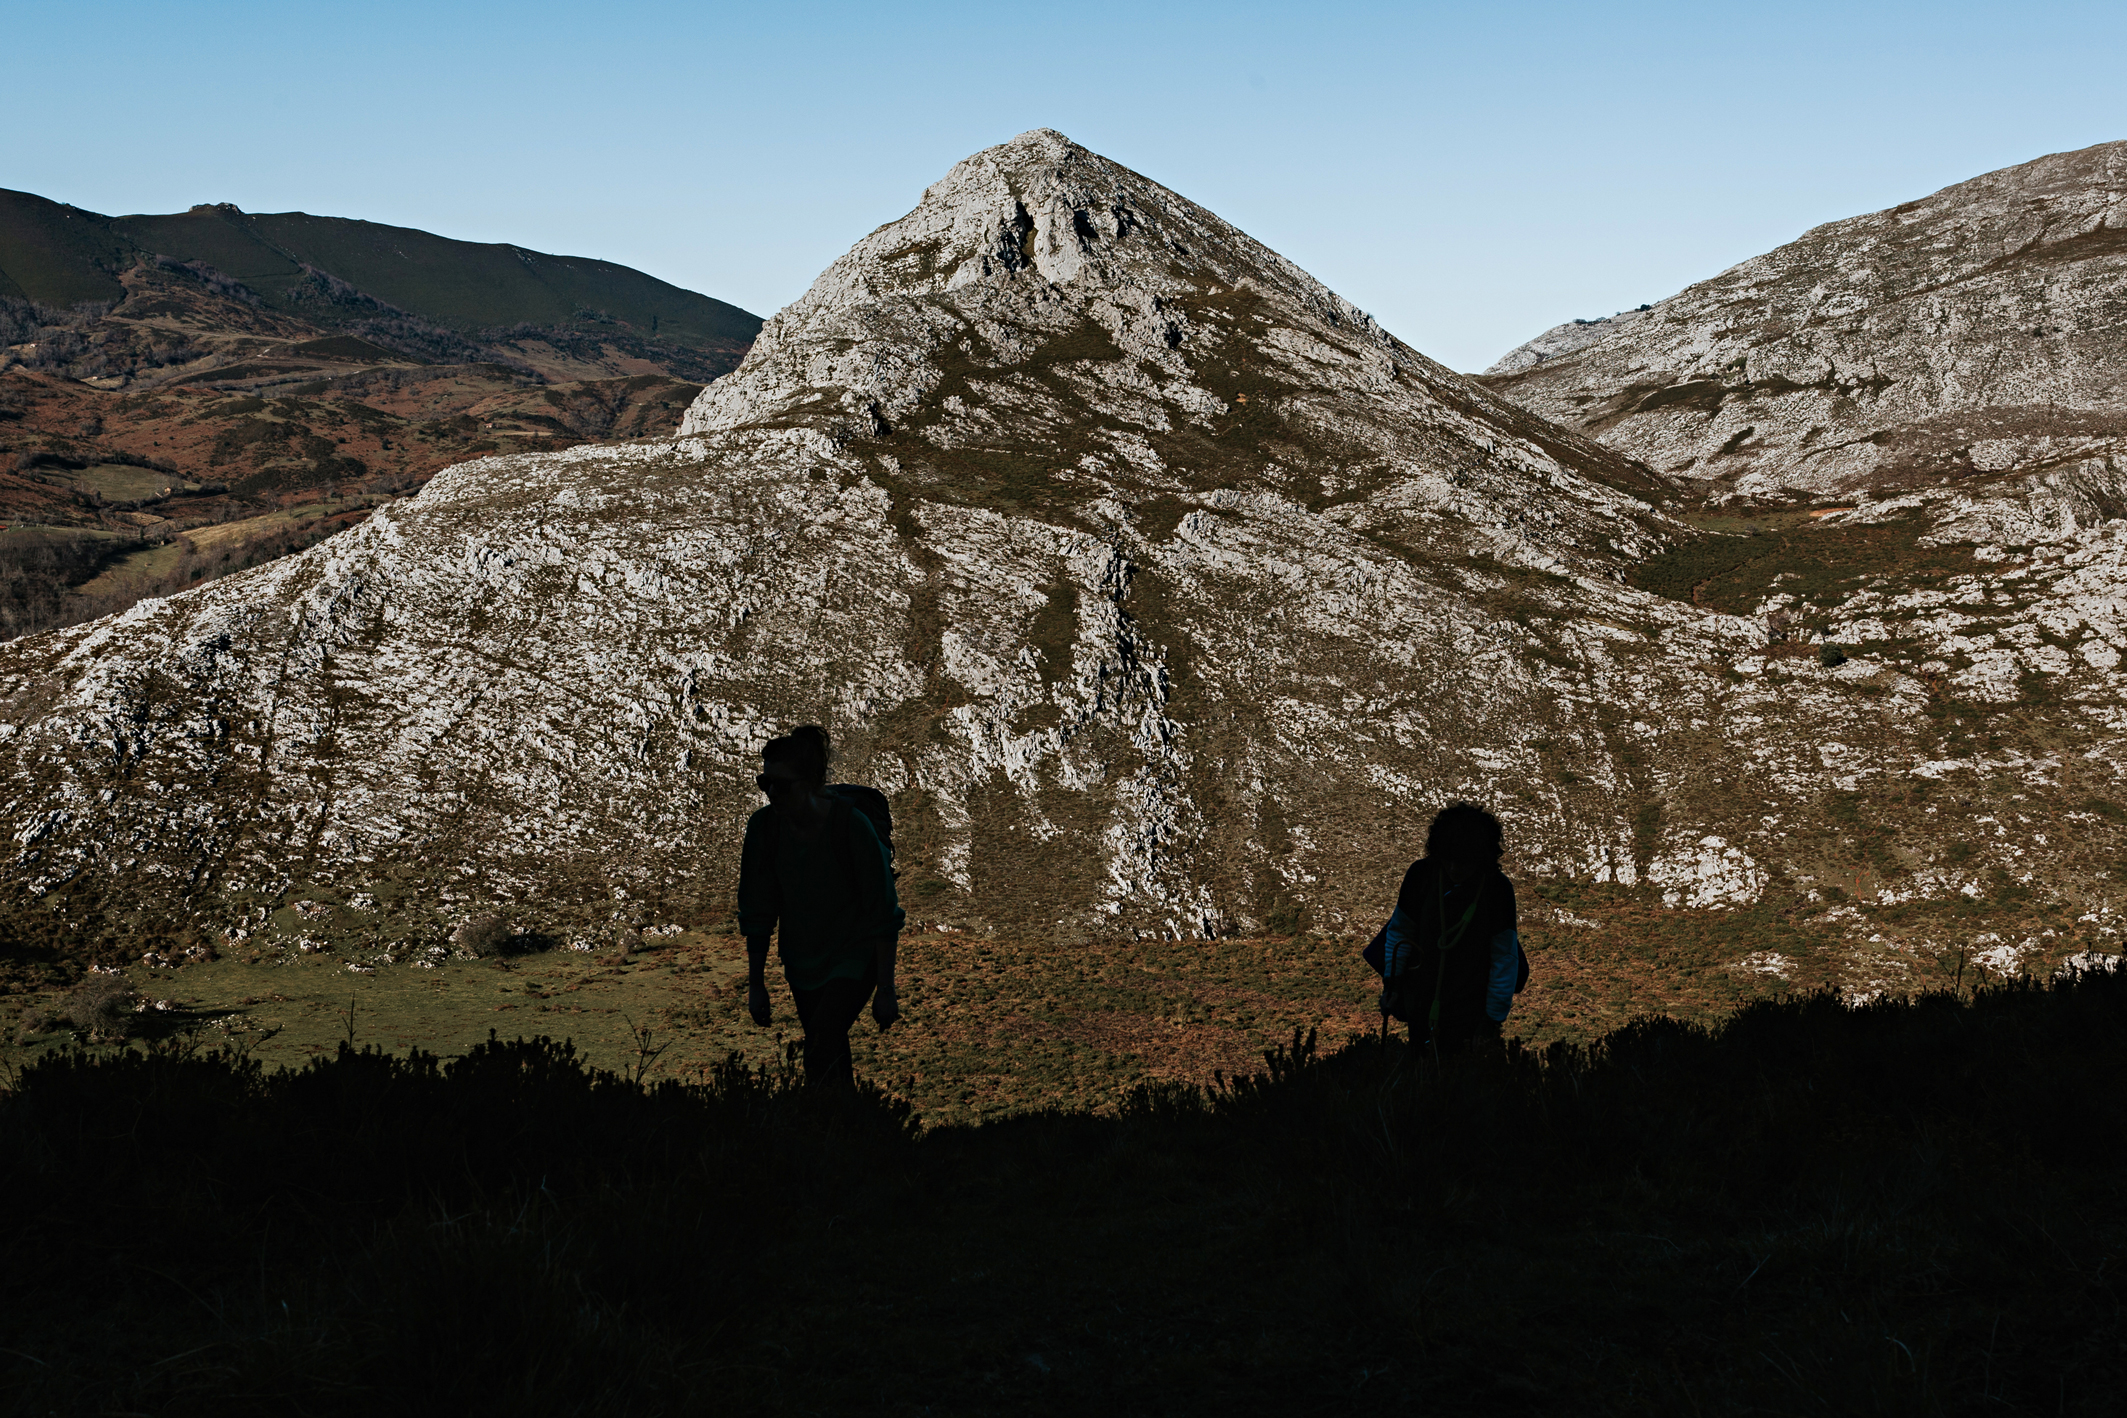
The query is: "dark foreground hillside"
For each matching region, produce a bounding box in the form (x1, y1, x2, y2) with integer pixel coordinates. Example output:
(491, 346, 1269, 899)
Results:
(4, 977, 2121, 1416)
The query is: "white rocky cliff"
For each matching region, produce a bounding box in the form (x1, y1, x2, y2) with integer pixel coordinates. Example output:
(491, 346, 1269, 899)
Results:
(1481, 141, 2127, 517)
(1, 131, 2119, 992)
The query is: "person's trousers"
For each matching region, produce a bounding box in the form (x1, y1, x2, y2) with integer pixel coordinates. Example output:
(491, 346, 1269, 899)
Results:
(790, 971, 876, 1088)
(1410, 1013, 1503, 1057)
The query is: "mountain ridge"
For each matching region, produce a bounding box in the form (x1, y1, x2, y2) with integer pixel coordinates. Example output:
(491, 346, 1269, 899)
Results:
(0, 130, 2118, 1046)
(1, 187, 760, 355)
(1477, 140, 2127, 514)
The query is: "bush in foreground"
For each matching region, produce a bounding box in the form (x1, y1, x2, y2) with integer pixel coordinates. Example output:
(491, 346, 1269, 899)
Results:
(2, 976, 2122, 1415)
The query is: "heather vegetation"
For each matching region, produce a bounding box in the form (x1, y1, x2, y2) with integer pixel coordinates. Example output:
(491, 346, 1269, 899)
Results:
(0, 186, 756, 643)
(2, 974, 2119, 1415)
(0, 294, 207, 382)
(0, 506, 370, 639)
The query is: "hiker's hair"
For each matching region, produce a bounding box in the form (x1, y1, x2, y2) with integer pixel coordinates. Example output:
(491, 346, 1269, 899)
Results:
(762, 724, 831, 789)
(1425, 802, 1504, 865)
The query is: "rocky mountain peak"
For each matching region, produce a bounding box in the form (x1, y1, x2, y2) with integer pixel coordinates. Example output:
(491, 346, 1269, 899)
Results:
(686, 127, 1672, 573)
(1480, 140, 2127, 516)
(686, 127, 1387, 442)
(7, 133, 2119, 1013)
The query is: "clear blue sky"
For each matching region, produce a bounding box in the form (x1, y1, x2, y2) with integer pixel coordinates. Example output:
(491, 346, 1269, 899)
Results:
(9, 1, 2125, 371)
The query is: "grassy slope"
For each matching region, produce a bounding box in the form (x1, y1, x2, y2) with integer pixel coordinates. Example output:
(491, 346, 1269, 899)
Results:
(1, 187, 762, 353)
(2, 974, 2119, 1415)
(109, 206, 304, 290)
(0, 189, 134, 306)
(249, 211, 759, 343)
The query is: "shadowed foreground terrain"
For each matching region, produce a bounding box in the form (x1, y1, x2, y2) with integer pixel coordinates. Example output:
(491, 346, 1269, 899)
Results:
(4, 974, 2120, 1416)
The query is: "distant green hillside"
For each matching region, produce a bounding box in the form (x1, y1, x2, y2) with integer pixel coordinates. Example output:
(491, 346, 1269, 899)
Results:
(0, 187, 760, 350)
(0, 190, 136, 306)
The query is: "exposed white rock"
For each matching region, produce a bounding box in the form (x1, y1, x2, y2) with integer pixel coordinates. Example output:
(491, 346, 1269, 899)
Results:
(1734, 950, 1794, 979)
(2057, 950, 2122, 977)
(1482, 141, 2127, 503)
(1484, 307, 1653, 376)
(0, 131, 2120, 977)
(1647, 834, 1765, 909)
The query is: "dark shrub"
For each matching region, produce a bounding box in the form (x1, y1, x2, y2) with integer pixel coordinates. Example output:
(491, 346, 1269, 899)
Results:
(62, 973, 138, 1040)
(454, 914, 513, 958)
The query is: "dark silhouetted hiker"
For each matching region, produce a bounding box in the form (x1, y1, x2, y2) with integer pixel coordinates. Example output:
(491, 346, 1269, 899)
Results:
(1373, 802, 1528, 1061)
(738, 725, 905, 1088)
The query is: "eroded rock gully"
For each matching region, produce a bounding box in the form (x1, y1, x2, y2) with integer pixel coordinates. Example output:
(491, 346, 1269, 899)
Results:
(2, 131, 2119, 999)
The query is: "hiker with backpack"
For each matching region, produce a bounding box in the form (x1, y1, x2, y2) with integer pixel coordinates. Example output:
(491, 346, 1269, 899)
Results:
(738, 724, 905, 1087)
(1370, 802, 1528, 1060)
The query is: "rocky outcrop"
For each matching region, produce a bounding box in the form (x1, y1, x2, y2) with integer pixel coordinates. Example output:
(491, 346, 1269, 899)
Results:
(1, 132, 2121, 993)
(1481, 141, 2127, 508)
(1483, 307, 1652, 377)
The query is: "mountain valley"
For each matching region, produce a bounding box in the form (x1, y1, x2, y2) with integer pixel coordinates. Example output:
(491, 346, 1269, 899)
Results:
(1, 133, 2122, 1112)
(1, 189, 760, 637)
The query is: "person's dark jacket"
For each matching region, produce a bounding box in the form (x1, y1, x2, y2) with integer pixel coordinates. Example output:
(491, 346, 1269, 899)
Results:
(1382, 859, 1519, 1047)
(736, 801, 903, 991)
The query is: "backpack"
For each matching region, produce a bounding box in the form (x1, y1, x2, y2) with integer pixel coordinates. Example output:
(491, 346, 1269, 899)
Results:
(1361, 875, 1531, 1024)
(825, 783, 895, 879)
(1366, 922, 1532, 991)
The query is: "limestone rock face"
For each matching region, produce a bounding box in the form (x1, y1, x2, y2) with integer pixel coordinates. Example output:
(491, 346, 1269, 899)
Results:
(1483, 308, 1652, 377)
(1, 131, 2121, 992)
(1482, 141, 2127, 511)
(1467, 140, 2127, 985)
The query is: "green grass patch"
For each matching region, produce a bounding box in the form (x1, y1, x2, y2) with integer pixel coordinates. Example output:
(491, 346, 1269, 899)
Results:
(71, 462, 176, 501)
(1631, 510, 1979, 615)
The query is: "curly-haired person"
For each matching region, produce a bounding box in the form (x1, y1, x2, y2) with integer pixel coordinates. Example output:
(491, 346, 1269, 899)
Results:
(1379, 802, 1526, 1059)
